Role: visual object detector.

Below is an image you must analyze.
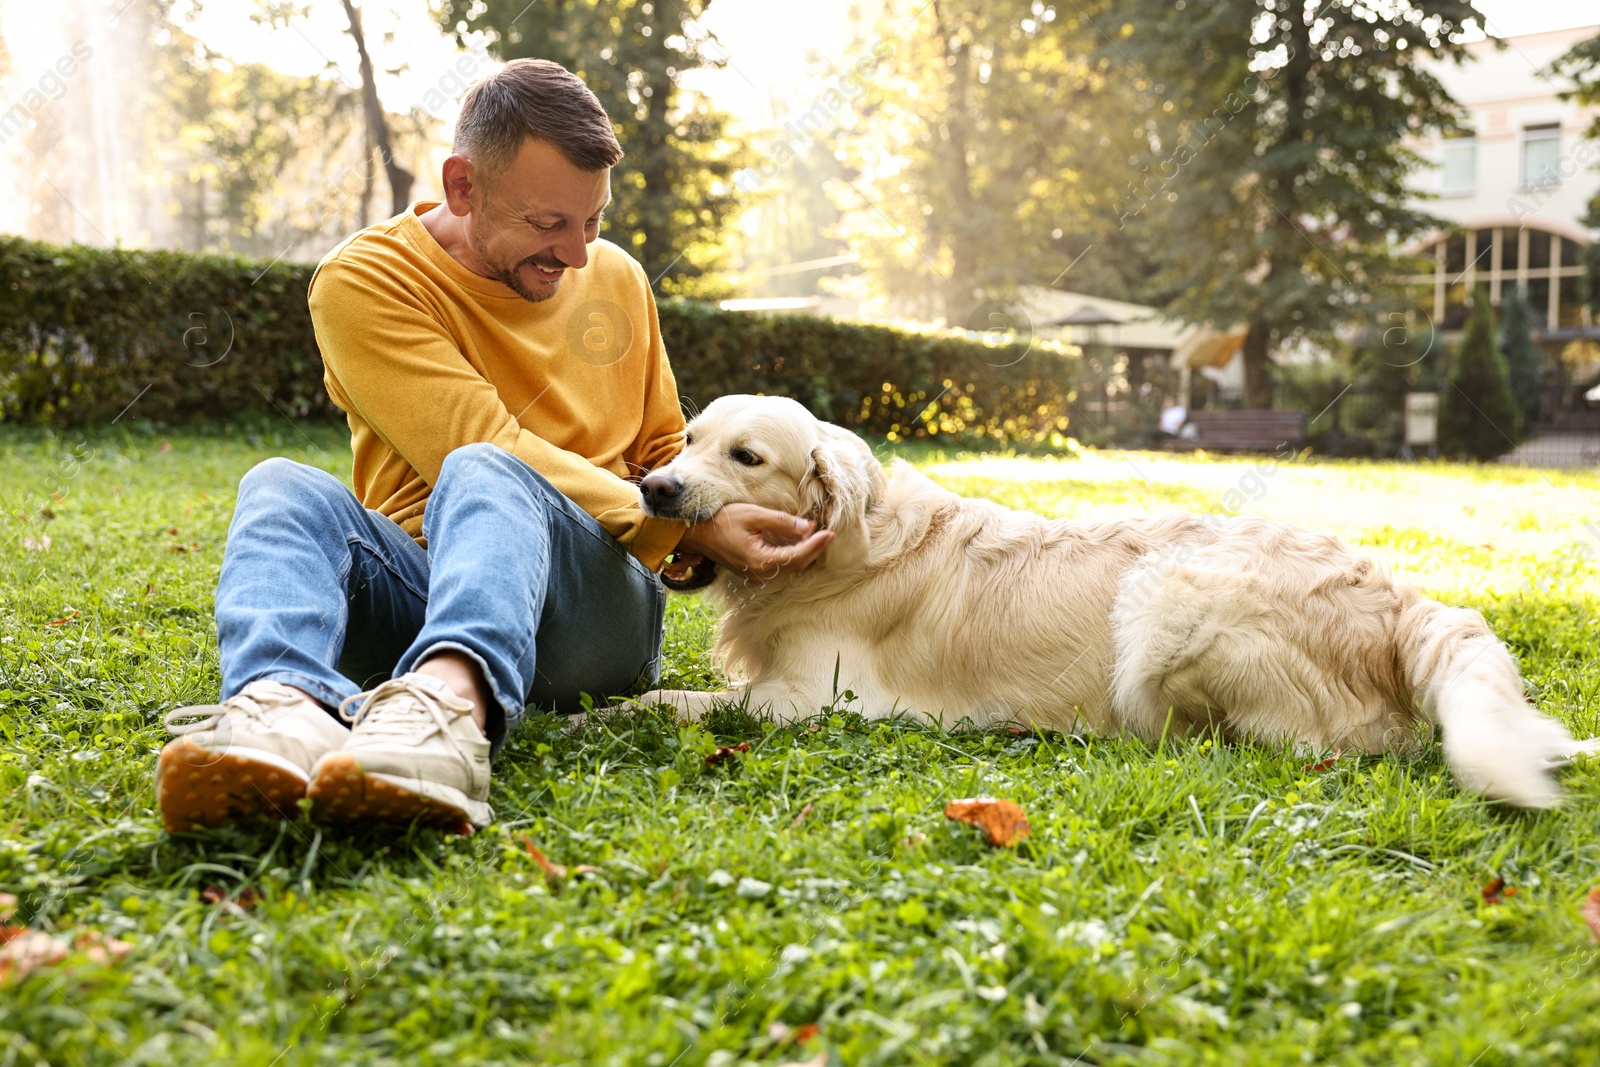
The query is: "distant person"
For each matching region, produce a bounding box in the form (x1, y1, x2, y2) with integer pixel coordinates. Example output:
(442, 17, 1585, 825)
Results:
(1158, 396, 1187, 437)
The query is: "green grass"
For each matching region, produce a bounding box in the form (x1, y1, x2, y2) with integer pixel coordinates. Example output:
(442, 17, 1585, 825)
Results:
(3, 425, 1600, 1066)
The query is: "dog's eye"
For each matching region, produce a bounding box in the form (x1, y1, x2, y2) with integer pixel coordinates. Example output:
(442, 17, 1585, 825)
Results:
(731, 447, 763, 467)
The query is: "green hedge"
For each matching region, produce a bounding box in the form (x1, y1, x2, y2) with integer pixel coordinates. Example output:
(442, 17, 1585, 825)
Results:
(0, 236, 1079, 441)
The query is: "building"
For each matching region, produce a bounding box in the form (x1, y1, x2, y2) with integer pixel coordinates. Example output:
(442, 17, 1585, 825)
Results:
(1404, 25, 1599, 350)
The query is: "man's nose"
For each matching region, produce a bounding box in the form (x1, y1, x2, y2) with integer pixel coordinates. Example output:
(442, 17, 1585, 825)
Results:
(558, 232, 589, 270)
(640, 472, 680, 510)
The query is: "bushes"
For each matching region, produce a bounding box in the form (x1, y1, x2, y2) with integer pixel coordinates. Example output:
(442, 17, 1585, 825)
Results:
(1440, 290, 1522, 461)
(0, 236, 1078, 442)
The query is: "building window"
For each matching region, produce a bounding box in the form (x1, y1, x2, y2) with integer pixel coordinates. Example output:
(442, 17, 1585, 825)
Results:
(1398, 225, 1591, 337)
(1522, 124, 1562, 189)
(1440, 134, 1475, 195)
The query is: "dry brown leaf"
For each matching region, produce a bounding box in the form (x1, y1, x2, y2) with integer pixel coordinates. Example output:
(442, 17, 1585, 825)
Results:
(21, 535, 51, 552)
(158, 441, 173, 453)
(0, 928, 129, 986)
(1481, 877, 1518, 906)
(944, 797, 1032, 847)
(1302, 749, 1343, 773)
(705, 742, 752, 767)
(46, 611, 81, 627)
(0, 929, 67, 985)
(786, 803, 814, 831)
(519, 837, 599, 881)
(1583, 887, 1600, 941)
(793, 1022, 820, 1043)
(201, 886, 262, 910)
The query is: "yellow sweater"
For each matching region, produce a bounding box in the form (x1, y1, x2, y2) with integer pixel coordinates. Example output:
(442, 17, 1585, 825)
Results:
(307, 202, 687, 571)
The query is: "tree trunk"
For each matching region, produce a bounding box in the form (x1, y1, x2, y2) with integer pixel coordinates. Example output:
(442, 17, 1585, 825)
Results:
(340, 0, 413, 216)
(932, 0, 979, 327)
(1242, 318, 1273, 408)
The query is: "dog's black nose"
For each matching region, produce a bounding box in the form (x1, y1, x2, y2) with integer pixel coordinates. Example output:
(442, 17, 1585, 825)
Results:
(640, 472, 681, 511)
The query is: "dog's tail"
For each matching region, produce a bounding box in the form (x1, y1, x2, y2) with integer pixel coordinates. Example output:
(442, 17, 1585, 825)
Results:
(1398, 597, 1592, 807)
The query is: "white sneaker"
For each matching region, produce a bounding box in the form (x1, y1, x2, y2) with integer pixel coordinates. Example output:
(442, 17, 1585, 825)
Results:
(306, 673, 493, 832)
(156, 680, 350, 832)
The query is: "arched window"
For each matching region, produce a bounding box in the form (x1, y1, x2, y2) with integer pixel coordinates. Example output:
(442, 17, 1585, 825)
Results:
(1400, 223, 1591, 333)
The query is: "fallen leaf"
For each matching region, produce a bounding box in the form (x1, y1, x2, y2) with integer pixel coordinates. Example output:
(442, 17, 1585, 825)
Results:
(0, 928, 129, 987)
(158, 441, 172, 453)
(1583, 887, 1600, 941)
(786, 802, 814, 831)
(167, 527, 179, 535)
(945, 797, 1032, 847)
(38, 506, 55, 520)
(705, 741, 752, 767)
(0, 929, 66, 985)
(201, 885, 262, 909)
(1005, 725, 1034, 736)
(45, 611, 81, 627)
(1481, 877, 1518, 906)
(0, 894, 16, 921)
(1302, 749, 1343, 773)
(519, 837, 600, 882)
(793, 1022, 820, 1043)
(21, 535, 51, 552)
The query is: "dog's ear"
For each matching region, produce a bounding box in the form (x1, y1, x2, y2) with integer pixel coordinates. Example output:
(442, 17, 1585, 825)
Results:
(800, 430, 885, 572)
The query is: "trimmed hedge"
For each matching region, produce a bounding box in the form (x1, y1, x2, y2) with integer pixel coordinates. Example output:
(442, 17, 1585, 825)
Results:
(0, 236, 1079, 441)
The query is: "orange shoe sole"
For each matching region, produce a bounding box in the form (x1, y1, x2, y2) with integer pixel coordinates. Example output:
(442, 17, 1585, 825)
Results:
(156, 737, 310, 833)
(305, 753, 476, 835)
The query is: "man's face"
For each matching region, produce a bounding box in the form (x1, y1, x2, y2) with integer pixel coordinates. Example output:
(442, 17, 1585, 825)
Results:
(464, 138, 611, 303)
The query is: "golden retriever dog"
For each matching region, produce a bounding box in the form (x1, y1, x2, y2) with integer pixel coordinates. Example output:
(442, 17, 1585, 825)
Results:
(631, 394, 1597, 807)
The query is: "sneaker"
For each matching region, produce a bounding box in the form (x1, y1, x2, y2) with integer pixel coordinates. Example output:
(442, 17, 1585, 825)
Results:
(306, 673, 493, 832)
(156, 680, 350, 833)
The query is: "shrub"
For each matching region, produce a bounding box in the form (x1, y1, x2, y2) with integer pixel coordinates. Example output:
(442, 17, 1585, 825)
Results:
(1440, 290, 1521, 461)
(0, 236, 1078, 442)
(1499, 284, 1545, 430)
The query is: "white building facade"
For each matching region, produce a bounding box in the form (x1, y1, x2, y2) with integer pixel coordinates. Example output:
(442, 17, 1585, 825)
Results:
(1407, 25, 1599, 341)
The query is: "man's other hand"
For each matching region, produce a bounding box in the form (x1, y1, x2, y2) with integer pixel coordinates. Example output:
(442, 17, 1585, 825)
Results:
(676, 504, 834, 583)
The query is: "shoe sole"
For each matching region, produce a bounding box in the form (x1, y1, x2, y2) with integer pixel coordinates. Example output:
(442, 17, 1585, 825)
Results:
(156, 738, 311, 833)
(306, 753, 492, 834)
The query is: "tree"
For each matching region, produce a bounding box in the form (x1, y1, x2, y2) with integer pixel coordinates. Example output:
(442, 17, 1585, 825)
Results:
(1100, 0, 1479, 408)
(831, 0, 1153, 325)
(339, 0, 413, 217)
(434, 0, 744, 294)
(1440, 290, 1520, 460)
(1499, 285, 1544, 433)
(1547, 32, 1600, 316)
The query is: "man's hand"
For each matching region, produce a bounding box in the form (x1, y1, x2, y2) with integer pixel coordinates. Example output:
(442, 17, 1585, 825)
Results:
(676, 504, 834, 583)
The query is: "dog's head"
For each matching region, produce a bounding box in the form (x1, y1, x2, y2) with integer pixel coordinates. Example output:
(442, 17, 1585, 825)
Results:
(640, 395, 886, 572)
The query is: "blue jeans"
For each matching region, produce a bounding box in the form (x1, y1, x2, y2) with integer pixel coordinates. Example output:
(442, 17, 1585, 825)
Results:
(215, 442, 666, 751)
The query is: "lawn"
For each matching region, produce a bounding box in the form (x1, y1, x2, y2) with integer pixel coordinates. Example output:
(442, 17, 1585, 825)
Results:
(2, 424, 1599, 1066)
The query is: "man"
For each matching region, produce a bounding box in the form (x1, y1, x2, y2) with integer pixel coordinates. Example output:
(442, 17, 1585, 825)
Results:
(155, 59, 832, 835)
(1158, 395, 1187, 437)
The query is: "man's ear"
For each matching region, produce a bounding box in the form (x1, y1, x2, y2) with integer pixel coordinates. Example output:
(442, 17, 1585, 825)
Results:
(799, 431, 885, 572)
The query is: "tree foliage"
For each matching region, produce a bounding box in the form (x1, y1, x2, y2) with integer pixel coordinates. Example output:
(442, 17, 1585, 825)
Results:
(434, 0, 744, 295)
(1440, 290, 1520, 461)
(831, 0, 1157, 326)
(1099, 0, 1479, 407)
(1548, 30, 1600, 315)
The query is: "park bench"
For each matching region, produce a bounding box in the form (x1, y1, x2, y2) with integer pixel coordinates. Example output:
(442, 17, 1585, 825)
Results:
(1165, 409, 1307, 454)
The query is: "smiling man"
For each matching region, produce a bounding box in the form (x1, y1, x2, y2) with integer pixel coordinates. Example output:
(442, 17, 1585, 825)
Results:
(154, 59, 832, 836)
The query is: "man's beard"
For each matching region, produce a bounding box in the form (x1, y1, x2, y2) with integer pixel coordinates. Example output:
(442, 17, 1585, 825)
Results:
(469, 225, 566, 304)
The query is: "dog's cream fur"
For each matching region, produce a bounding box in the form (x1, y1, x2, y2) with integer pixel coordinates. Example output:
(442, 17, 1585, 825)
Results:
(635, 394, 1597, 807)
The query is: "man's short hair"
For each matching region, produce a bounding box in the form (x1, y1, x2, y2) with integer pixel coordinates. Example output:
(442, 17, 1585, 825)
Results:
(454, 59, 623, 178)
